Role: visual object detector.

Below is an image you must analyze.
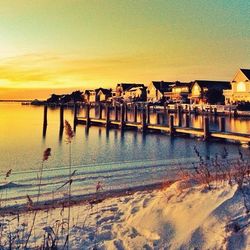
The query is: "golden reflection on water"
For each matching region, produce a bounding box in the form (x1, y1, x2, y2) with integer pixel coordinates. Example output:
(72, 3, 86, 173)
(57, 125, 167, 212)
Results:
(229, 118, 250, 134)
(0, 103, 249, 173)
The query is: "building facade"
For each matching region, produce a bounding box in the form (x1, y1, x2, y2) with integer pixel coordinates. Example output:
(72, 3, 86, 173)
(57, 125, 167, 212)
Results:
(147, 81, 173, 102)
(223, 69, 250, 104)
(96, 88, 112, 102)
(189, 80, 230, 104)
(165, 81, 191, 103)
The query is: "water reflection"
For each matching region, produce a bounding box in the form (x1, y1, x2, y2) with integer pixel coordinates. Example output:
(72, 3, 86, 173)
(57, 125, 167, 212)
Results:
(0, 103, 249, 173)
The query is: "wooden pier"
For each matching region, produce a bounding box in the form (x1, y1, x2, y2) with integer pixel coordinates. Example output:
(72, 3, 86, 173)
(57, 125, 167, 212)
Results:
(74, 103, 250, 145)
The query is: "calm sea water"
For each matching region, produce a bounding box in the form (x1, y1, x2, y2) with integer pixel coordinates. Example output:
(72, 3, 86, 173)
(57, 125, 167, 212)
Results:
(0, 102, 249, 206)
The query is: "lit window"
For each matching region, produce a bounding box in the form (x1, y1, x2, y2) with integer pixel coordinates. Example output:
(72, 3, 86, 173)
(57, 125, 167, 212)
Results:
(237, 82, 246, 92)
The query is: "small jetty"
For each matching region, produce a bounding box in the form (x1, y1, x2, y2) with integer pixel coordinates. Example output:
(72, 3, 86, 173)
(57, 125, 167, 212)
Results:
(42, 103, 250, 145)
(76, 103, 250, 145)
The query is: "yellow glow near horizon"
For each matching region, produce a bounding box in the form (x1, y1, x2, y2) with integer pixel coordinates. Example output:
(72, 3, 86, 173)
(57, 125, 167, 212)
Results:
(0, 1, 249, 99)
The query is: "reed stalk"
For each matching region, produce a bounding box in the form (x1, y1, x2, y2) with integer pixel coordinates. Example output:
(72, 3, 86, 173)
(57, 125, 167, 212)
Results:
(64, 120, 74, 250)
(24, 148, 51, 249)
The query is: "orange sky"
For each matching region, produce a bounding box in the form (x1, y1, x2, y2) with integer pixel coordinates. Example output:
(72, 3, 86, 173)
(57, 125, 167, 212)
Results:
(0, 1, 249, 100)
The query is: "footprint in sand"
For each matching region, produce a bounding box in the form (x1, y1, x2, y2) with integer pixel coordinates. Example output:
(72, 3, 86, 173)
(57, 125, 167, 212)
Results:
(130, 206, 140, 214)
(113, 239, 125, 250)
(142, 197, 152, 208)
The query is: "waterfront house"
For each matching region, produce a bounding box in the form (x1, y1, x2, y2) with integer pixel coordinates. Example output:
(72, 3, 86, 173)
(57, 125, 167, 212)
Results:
(165, 81, 191, 103)
(223, 69, 250, 104)
(83, 90, 96, 103)
(189, 80, 230, 104)
(147, 81, 173, 102)
(96, 88, 112, 102)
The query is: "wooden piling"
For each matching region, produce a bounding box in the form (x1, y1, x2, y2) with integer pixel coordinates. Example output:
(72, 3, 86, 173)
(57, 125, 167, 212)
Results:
(156, 113, 160, 125)
(99, 103, 102, 119)
(134, 104, 138, 123)
(164, 102, 167, 113)
(194, 107, 198, 116)
(147, 104, 150, 124)
(42, 106, 47, 137)
(178, 105, 182, 127)
(43, 105, 48, 127)
(141, 107, 147, 132)
(86, 103, 91, 127)
(233, 109, 238, 118)
(105, 104, 110, 128)
(169, 115, 174, 135)
(203, 116, 210, 140)
(164, 103, 169, 124)
(214, 107, 217, 116)
(114, 104, 119, 121)
(124, 103, 128, 122)
(73, 104, 78, 125)
(219, 117, 225, 132)
(185, 113, 190, 128)
(60, 105, 64, 129)
(120, 103, 125, 129)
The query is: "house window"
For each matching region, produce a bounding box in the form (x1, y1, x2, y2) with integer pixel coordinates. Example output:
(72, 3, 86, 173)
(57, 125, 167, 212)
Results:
(236, 82, 246, 92)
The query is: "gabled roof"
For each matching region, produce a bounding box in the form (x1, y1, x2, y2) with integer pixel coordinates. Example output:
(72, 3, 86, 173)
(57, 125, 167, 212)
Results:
(152, 81, 173, 93)
(96, 88, 112, 96)
(240, 69, 250, 80)
(193, 80, 231, 90)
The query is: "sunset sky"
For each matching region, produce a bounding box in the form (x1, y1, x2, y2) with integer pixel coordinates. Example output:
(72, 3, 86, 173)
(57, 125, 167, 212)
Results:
(0, 0, 249, 99)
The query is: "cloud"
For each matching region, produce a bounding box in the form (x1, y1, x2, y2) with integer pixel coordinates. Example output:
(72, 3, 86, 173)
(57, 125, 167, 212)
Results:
(0, 53, 154, 88)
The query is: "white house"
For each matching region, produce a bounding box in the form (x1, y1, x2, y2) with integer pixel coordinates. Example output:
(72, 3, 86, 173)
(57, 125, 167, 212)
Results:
(147, 81, 172, 102)
(223, 69, 250, 104)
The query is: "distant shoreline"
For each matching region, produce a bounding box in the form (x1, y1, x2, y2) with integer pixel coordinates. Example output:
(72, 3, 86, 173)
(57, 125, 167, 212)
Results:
(0, 100, 33, 102)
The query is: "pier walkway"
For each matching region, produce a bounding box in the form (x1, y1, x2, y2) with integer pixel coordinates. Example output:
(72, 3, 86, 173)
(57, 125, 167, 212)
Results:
(74, 103, 250, 145)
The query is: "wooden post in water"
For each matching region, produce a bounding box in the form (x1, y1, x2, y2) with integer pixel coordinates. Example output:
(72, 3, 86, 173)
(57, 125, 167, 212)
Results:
(188, 105, 191, 116)
(73, 104, 78, 125)
(194, 107, 198, 116)
(141, 106, 147, 132)
(203, 116, 210, 140)
(60, 105, 64, 129)
(156, 113, 160, 124)
(134, 104, 138, 123)
(169, 115, 174, 135)
(219, 117, 225, 132)
(120, 103, 125, 129)
(233, 109, 238, 118)
(105, 104, 110, 128)
(43, 105, 48, 127)
(124, 103, 128, 122)
(147, 104, 150, 124)
(185, 113, 190, 128)
(43, 105, 48, 137)
(214, 107, 217, 116)
(114, 104, 119, 121)
(164, 102, 167, 113)
(163, 102, 167, 124)
(164, 103, 169, 124)
(99, 103, 102, 119)
(177, 105, 182, 127)
(86, 103, 90, 127)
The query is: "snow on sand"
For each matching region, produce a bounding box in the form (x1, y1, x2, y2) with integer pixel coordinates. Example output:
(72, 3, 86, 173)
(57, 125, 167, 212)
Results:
(2, 180, 250, 249)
